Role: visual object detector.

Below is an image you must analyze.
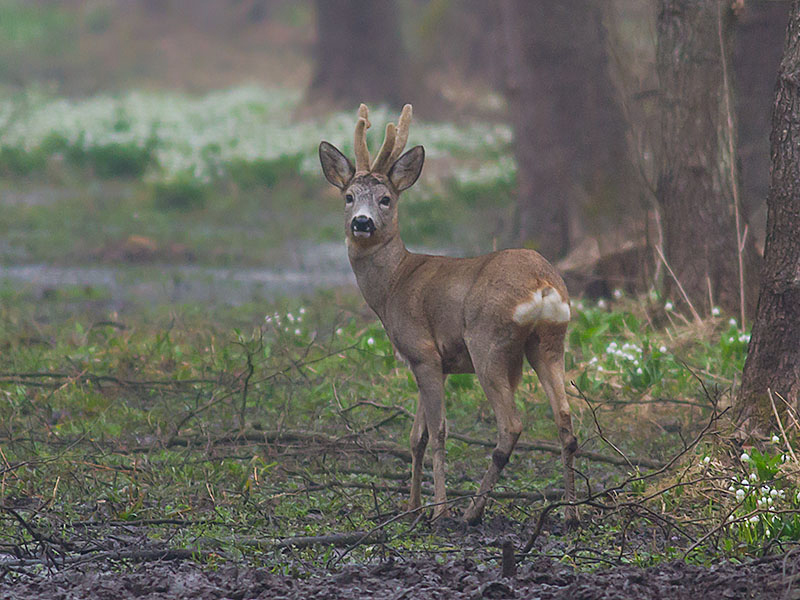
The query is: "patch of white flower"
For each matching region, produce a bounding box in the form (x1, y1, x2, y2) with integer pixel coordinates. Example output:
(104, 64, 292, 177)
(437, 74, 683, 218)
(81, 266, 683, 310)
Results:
(0, 86, 514, 188)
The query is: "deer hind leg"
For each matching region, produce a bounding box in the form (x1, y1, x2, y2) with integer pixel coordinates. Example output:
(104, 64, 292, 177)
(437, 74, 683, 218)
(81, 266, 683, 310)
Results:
(412, 363, 449, 520)
(526, 324, 580, 528)
(408, 399, 428, 512)
(462, 343, 524, 525)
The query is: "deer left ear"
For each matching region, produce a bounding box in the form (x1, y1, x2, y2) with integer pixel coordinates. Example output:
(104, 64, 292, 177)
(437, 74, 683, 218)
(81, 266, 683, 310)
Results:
(388, 146, 424, 192)
(319, 141, 355, 190)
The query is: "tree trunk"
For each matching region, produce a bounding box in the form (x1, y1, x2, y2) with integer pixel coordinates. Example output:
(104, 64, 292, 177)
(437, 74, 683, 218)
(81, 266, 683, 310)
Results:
(655, 0, 760, 319)
(735, 0, 800, 434)
(734, 0, 792, 224)
(499, 0, 631, 260)
(306, 0, 407, 109)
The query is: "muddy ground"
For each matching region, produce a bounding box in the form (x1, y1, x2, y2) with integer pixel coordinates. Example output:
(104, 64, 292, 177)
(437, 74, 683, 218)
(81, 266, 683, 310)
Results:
(3, 552, 799, 600)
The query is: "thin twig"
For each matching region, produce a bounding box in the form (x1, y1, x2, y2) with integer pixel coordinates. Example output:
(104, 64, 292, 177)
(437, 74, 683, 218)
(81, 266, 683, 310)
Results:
(769, 388, 798, 462)
(654, 245, 703, 323)
(717, 0, 747, 329)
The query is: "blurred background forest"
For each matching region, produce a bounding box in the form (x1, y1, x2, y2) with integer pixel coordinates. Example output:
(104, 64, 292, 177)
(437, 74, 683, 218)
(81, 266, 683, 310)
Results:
(3, 2, 800, 581)
(0, 0, 789, 312)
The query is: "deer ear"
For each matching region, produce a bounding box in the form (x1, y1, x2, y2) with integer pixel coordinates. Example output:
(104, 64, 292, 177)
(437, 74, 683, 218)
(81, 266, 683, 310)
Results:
(319, 141, 355, 190)
(388, 146, 424, 192)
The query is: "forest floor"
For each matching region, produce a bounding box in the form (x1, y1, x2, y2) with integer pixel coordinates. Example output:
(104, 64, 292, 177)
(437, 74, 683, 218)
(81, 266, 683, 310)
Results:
(4, 534, 799, 599)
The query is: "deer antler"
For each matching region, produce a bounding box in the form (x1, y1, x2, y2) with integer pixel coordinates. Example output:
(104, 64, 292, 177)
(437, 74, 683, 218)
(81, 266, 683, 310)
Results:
(371, 104, 412, 174)
(354, 104, 371, 173)
(388, 104, 412, 165)
(352, 104, 414, 175)
(370, 122, 397, 174)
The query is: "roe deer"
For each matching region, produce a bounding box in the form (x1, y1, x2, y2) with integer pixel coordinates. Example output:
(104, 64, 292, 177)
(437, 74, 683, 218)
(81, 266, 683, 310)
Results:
(319, 104, 578, 526)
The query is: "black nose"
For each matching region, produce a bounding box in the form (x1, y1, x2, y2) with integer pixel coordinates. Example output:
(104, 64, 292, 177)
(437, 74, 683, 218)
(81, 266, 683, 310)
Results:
(351, 216, 375, 233)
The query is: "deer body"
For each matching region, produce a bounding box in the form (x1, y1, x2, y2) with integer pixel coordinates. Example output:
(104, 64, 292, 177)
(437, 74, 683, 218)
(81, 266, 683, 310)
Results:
(320, 105, 578, 526)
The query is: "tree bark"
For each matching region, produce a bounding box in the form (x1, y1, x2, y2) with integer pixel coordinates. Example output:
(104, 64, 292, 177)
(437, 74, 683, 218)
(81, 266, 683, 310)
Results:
(734, 0, 792, 223)
(656, 0, 760, 318)
(736, 0, 800, 433)
(306, 0, 407, 109)
(499, 0, 631, 260)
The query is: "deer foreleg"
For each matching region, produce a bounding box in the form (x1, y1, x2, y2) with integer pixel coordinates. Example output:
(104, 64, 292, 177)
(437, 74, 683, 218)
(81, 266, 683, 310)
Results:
(408, 400, 428, 512)
(413, 364, 449, 520)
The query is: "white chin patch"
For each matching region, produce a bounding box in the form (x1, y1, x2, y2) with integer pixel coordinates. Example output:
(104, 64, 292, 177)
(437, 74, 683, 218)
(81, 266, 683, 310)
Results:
(352, 231, 372, 238)
(512, 286, 571, 325)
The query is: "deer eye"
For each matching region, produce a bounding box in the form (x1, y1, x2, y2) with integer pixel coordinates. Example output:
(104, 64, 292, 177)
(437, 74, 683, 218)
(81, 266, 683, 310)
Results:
(345, 193, 354, 204)
(379, 196, 391, 208)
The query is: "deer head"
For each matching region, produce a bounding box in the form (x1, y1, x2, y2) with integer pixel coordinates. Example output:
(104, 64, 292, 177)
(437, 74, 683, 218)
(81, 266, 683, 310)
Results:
(319, 104, 424, 248)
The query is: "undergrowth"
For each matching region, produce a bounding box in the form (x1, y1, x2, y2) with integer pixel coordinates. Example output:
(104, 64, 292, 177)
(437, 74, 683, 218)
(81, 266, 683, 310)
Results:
(1, 286, 793, 574)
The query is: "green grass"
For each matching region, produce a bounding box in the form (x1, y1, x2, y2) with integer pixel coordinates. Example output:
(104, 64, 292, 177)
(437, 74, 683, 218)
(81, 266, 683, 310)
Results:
(1, 282, 780, 571)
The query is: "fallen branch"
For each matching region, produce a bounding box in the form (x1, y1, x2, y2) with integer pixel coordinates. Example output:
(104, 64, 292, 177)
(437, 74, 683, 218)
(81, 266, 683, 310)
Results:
(273, 531, 386, 549)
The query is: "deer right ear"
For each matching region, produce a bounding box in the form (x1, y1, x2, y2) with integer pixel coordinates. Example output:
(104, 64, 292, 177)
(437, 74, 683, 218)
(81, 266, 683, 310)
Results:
(319, 141, 355, 190)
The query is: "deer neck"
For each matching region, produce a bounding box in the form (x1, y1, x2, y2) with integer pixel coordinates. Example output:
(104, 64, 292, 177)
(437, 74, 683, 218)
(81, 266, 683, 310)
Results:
(347, 233, 409, 319)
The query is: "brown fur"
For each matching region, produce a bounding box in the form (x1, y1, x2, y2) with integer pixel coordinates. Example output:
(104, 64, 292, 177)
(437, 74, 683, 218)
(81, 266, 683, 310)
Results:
(319, 105, 578, 526)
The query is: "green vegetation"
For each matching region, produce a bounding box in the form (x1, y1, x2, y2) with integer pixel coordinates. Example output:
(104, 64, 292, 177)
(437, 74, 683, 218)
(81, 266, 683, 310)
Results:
(2, 283, 791, 570)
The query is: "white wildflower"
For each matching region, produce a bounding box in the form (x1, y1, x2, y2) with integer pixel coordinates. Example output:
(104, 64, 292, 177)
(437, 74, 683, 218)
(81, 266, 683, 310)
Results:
(367, 337, 375, 346)
(736, 488, 746, 501)
(772, 434, 780, 444)
(740, 452, 751, 462)
(294, 328, 301, 336)
(597, 299, 607, 309)
(703, 456, 711, 464)
(613, 289, 623, 299)
(664, 301, 674, 311)
(659, 345, 667, 353)
(712, 306, 720, 316)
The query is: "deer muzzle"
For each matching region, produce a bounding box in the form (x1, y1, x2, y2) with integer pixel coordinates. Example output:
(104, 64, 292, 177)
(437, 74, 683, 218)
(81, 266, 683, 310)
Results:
(351, 215, 376, 237)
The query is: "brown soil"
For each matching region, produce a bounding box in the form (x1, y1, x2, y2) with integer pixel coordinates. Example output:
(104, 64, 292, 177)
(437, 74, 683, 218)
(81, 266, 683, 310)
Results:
(2, 553, 798, 599)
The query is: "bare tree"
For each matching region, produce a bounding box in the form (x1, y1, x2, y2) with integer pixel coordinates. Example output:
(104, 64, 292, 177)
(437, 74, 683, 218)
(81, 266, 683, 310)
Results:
(655, 0, 760, 319)
(499, 0, 631, 260)
(736, 0, 800, 433)
(306, 0, 407, 109)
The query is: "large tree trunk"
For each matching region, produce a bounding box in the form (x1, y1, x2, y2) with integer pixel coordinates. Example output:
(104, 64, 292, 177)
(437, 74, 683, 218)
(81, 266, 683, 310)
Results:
(735, 0, 800, 434)
(499, 0, 631, 260)
(734, 1, 792, 226)
(656, 0, 760, 319)
(306, 0, 407, 109)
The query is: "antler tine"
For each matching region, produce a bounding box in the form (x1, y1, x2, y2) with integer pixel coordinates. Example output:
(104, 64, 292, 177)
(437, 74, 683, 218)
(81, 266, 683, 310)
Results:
(370, 122, 397, 174)
(388, 104, 413, 165)
(354, 104, 371, 173)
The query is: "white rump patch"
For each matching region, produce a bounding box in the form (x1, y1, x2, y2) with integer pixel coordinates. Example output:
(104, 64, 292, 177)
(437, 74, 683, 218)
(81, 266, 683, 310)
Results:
(512, 286, 571, 325)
